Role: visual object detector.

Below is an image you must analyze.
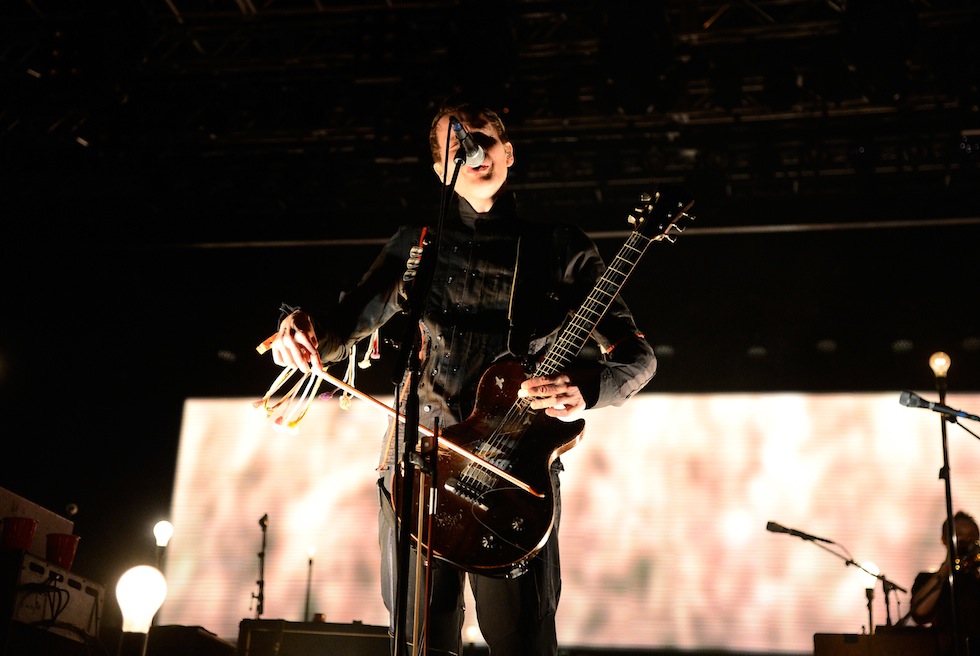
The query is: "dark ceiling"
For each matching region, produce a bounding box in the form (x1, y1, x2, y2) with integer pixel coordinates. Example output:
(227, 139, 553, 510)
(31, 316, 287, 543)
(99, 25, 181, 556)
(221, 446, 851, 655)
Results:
(5, 0, 979, 239)
(3, 0, 979, 398)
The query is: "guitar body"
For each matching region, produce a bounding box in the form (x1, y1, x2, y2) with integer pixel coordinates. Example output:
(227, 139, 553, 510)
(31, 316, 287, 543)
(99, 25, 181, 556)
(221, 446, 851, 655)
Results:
(395, 359, 585, 578)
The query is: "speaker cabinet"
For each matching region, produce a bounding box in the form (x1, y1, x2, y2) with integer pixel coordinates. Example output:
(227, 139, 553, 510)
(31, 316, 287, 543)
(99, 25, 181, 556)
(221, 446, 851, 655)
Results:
(814, 628, 941, 656)
(2, 621, 90, 656)
(145, 625, 236, 656)
(237, 619, 390, 656)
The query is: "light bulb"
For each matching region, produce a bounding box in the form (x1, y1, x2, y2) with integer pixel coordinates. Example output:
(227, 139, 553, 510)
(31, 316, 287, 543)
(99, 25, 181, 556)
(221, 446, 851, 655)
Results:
(465, 624, 482, 645)
(153, 521, 174, 547)
(861, 560, 880, 584)
(116, 565, 168, 633)
(930, 352, 951, 378)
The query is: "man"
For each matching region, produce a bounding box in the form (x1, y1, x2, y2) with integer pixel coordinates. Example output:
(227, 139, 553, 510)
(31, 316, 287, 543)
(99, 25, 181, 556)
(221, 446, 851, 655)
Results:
(910, 510, 980, 656)
(270, 96, 658, 656)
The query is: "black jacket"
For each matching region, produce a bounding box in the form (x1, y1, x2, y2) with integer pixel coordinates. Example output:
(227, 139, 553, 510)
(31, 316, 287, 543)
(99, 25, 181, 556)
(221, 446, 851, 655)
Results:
(316, 192, 658, 459)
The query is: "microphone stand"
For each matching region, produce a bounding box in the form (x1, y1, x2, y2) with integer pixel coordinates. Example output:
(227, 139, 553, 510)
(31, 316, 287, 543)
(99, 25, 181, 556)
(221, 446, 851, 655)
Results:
(855, 567, 908, 634)
(252, 513, 268, 619)
(390, 126, 464, 656)
(933, 361, 965, 656)
(896, 357, 980, 652)
(304, 551, 313, 622)
(866, 586, 875, 635)
(881, 578, 906, 627)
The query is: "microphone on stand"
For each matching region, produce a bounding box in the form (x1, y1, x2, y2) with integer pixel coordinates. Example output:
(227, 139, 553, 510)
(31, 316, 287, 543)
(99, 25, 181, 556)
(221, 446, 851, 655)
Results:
(449, 116, 485, 167)
(766, 521, 834, 543)
(899, 390, 980, 422)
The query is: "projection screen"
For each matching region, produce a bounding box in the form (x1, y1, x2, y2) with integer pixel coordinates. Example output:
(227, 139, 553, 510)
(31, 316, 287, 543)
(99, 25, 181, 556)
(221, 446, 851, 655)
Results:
(158, 391, 980, 653)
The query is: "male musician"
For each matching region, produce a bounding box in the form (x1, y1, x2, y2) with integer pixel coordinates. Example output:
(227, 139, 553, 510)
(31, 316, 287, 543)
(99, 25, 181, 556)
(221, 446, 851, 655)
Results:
(270, 96, 658, 656)
(910, 510, 980, 656)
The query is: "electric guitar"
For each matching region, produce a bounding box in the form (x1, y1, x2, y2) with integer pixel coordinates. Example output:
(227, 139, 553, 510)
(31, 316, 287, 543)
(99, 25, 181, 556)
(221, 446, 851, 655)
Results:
(398, 186, 695, 578)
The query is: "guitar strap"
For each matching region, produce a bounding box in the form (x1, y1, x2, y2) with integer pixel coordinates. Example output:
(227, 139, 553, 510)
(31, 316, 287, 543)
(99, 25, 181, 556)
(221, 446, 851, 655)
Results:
(506, 221, 557, 361)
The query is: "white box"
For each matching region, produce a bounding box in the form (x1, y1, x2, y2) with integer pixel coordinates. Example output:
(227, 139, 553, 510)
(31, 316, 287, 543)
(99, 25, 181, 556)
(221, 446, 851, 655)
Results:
(8, 551, 105, 644)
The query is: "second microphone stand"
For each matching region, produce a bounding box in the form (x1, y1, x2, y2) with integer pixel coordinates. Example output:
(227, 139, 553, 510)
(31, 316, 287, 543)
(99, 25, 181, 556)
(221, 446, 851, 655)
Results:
(772, 527, 905, 634)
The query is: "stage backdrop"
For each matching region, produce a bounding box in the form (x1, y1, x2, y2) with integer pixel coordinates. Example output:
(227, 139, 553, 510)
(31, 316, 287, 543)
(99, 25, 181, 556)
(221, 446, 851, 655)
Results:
(158, 391, 980, 653)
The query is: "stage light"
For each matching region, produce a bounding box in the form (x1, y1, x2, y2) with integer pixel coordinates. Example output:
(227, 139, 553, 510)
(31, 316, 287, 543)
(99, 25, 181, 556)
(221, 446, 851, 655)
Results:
(116, 565, 167, 656)
(929, 351, 950, 379)
(153, 521, 174, 548)
(930, 351, 950, 396)
(153, 520, 174, 570)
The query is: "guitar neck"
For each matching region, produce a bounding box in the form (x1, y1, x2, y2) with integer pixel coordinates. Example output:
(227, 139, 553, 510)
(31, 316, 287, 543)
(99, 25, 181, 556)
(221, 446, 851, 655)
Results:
(534, 230, 652, 378)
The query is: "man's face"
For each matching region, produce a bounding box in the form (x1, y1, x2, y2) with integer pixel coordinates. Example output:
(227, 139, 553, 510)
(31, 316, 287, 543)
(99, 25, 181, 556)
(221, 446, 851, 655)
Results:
(431, 113, 514, 211)
(955, 519, 980, 555)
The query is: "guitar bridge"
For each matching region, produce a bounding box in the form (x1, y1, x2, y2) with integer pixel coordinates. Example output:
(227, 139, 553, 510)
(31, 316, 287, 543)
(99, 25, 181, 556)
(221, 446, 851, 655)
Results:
(444, 477, 489, 512)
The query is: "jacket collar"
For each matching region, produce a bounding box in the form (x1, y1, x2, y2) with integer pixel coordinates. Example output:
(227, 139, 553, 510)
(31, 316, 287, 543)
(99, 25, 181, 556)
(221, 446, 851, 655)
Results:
(457, 191, 517, 228)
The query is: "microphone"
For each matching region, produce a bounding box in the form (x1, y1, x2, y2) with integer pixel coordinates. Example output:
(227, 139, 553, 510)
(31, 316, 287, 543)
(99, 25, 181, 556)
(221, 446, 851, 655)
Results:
(259, 513, 269, 528)
(766, 521, 833, 543)
(449, 116, 485, 167)
(899, 390, 980, 422)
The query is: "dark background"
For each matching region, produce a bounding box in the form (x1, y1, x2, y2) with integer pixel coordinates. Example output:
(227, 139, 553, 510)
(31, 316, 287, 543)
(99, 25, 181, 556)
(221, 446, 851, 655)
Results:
(2, 0, 979, 641)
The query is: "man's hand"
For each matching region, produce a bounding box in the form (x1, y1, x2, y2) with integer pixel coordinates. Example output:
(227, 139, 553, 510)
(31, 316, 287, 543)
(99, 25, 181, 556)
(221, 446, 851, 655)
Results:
(270, 311, 324, 374)
(519, 374, 586, 418)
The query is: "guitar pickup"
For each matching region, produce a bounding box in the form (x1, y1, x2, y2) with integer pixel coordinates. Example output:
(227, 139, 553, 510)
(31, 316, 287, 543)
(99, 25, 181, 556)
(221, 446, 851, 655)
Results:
(444, 477, 490, 512)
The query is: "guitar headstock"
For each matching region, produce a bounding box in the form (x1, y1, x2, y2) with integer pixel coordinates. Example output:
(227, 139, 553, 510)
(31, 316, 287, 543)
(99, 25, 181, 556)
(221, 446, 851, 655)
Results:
(627, 185, 695, 243)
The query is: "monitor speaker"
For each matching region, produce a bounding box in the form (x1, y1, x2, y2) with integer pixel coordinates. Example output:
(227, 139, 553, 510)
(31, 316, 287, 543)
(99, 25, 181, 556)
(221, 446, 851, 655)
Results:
(237, 619, 390, 656)
(145, 625, 236, 656)
(1, 621, 90, 656)
(814, 628, 941, 656)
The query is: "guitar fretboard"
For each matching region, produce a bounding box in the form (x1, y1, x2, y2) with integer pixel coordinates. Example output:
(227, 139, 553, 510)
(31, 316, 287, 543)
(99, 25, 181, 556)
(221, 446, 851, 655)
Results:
(534, 230, 653, 378)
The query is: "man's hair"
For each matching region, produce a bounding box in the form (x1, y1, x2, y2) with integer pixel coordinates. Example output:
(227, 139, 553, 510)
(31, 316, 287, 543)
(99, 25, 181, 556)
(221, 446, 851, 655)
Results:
(944, 510, 979, 538)
(428, 96, 508, 164)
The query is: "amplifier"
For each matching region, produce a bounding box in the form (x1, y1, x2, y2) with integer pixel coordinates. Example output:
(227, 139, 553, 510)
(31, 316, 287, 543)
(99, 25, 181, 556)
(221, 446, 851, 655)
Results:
(238, 619, 390, 656)
(0, 550, 104, 645)
(146, 624, 236, 656)
(814, 628, 941, 656)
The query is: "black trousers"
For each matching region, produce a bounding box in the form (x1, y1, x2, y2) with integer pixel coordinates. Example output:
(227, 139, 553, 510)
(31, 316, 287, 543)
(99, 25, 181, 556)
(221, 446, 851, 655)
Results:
(378, 474, 562, 656)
